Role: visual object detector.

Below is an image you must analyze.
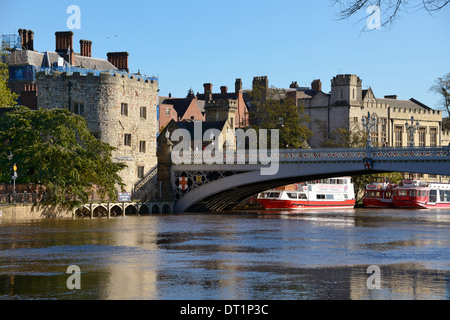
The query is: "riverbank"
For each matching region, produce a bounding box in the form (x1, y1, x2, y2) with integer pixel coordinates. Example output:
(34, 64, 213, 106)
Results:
(0, 204, 73, 221)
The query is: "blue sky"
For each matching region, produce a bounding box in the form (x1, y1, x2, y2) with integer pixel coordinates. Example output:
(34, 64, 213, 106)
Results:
(1, 0, 449, 110)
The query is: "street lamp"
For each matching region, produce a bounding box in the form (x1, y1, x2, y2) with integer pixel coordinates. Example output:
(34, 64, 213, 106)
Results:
(362, 112, 377, 148)
(405, 116, 420, 147)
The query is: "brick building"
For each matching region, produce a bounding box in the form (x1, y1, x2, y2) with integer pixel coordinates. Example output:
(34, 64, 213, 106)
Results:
(5, 29, 160, 195)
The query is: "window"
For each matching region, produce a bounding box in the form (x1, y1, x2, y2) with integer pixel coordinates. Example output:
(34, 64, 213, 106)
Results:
(352, 89, 355, 99)
(72, 102, 84, 116)
(287, 193, 298, 199)
(139, 141, 146, 153)
(429, 190, 437, 203)
(121, 103, 128, 116)
(124, 134, 132, 147)
(137, 166, 145, 179)
(395, 126, 403, 147)
(326, 194, 334, 200)
(419, 127, 426, 147)
(430, 128, 437, 147)
(140, 107, 147, 119)
(166, 108, 170, 116)
(317, 194, 326, 200)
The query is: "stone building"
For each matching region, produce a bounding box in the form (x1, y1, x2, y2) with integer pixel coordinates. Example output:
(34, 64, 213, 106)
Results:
(287, 74, 449, 150)
(7, 29, 161, 195)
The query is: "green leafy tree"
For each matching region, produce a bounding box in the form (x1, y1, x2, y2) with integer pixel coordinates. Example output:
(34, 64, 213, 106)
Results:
(0, 106, 126, 208)
(249, 86, 312, 149)
(0, 45, 17, 108)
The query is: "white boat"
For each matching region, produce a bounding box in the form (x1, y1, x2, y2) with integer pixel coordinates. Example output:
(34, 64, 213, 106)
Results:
(257, 177, 356, 210)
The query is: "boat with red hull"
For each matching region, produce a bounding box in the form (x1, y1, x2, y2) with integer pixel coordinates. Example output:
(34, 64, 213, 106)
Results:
(392, 180, 450, 209)
(363, 178, 395, 208)
(257, 177, 356, 210)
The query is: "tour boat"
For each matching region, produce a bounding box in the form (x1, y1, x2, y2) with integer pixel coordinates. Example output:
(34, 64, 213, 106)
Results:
(257, 177, 355, 210)
(392, 179, 450, 209)
(363, 177, 395, 208)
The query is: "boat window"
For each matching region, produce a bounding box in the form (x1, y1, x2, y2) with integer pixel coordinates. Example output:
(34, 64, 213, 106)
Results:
(326, 194, 334, 200)
(429, 190, 437, 203)
(268, 192, 280, 198)
(440, 190, 445, 202)
(445, 190, 450, 202)
(317, 194, 326, 200)
(298, 193, 307, 200)
(384, 191, 392, 199)
(287, 193, 298, 199)
(408, 190, 416, 197)
(398, 190, 408, 197)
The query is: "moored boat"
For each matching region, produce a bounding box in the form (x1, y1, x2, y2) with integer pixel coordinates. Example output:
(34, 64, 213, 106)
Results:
(392, 179, 450, 209)
(363, 177, 395, 208)
(257, 177, 355, 210)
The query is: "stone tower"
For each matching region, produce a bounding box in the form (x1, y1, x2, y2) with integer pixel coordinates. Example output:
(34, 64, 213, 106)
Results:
(330, 74, 362, 106)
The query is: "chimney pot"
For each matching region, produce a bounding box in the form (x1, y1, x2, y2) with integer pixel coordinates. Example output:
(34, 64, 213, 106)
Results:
(311, 79, 322, 92)
(220, 86, 228, 94)
(107, 52, 129, 72)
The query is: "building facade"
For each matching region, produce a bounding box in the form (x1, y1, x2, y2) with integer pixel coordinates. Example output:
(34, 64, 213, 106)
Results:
(6, 28, 160, 195)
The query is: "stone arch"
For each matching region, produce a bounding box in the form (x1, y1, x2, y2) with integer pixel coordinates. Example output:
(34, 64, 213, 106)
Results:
(93, 205, 108, 217)
(125, 204, 138, 215)
(152, 204, 160, 214)
(162, 204, 171, 214)
(139, 204, 150, 215)
(110, 205, 123, 216)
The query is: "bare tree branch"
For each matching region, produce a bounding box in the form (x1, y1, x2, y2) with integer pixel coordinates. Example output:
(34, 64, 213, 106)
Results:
(331, 0, 449, 30)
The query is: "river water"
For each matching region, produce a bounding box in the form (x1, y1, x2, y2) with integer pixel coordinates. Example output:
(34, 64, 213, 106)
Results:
(0, 208, 449, 300)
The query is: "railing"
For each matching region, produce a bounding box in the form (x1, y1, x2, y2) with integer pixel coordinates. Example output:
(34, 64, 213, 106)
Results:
(0, 192, 45, 205)
(171, 146, 450, 165)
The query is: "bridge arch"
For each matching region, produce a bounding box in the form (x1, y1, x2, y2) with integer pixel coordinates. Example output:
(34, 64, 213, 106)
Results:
(172, 147, 450, 212)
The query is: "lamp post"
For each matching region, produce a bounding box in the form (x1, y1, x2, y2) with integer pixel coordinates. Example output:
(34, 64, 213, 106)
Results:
(405, 116, 420, 147)
(362, 112, 377, 148)
(7, 151, 13, 200)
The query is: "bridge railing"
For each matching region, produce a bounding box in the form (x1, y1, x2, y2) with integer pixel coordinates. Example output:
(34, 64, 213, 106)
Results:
(171, 146, 450, 165)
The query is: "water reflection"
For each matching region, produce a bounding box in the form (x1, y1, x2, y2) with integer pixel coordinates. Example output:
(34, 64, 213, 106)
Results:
(0, 209, 449, 300)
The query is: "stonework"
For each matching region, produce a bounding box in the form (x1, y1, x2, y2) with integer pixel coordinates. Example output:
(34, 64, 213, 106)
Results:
(36, 71, 159, 193)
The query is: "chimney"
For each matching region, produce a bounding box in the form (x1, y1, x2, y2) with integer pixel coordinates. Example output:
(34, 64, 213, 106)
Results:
(220, 86, 228, 95)
(290, 81, 298, 89)
(55, 31, 75, 65)
(311, 79, 322, 92)
(27, 30, 34, 51)
(107, 52, 129, 72)
(18, 29, 34, 50)
(384, 95, 397, 100)
(79, 39, 92, 57)
(204, 83, 213, 101)
(235, 78, 242, 94)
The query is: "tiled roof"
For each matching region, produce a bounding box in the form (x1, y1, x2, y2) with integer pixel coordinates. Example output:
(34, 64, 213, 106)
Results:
(6, 50, 117, 71)
(376, 98, 431, 110)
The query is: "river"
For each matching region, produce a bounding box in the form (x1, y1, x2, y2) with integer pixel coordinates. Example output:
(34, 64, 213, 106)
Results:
(0, 208, 449, 300)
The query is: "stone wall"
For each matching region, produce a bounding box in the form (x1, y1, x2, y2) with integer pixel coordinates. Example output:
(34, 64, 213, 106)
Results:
(36, 71, 159, 193)
(0, 205, 74, 221)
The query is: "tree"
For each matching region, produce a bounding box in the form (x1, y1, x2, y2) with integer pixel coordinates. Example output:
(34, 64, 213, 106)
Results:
(429, 73, 450, 128)
(249, 86, 312, 149)
(332, 0, 450, 30)
(0, 45, 17, 108)
(0, 106, 126, 208)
